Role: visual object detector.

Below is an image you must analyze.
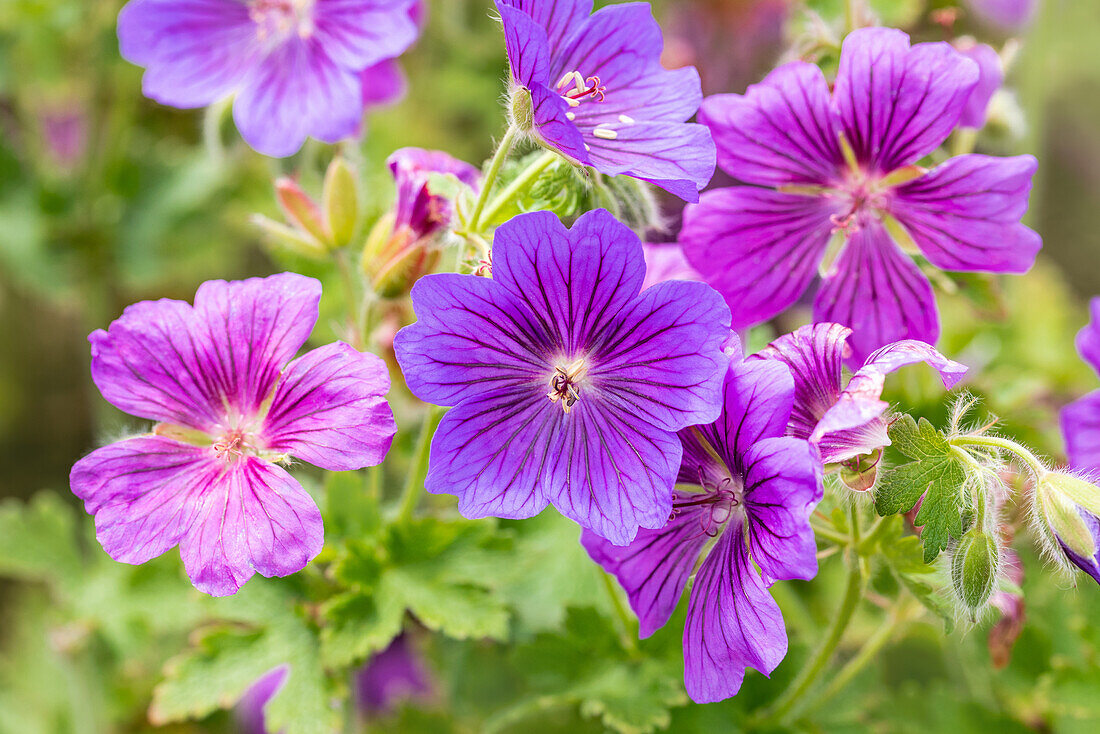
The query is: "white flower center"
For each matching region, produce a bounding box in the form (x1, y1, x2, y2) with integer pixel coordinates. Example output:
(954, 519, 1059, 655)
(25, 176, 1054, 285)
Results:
(250, 0, 316, 43)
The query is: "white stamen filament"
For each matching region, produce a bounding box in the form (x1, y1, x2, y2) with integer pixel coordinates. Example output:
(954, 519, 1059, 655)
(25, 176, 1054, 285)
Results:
(618, 114, 635, 124)
(593, 127, 618, 140)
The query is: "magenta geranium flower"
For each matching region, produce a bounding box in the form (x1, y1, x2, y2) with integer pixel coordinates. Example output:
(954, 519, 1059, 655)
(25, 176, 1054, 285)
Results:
(957, 42, 1004, 130)
(966, 0, 1039, 30)
(389, 147, 481, 242)
(117, 0, 420, 157)
(583, 337, 821, 703)
(70, 273, 396, 596)
(393, 209, 731, 544)
(753, 323, 966, 472)
(681, 27, 1041, 362)
(495, 0, 715, 202)
(641, 243, 701, 290)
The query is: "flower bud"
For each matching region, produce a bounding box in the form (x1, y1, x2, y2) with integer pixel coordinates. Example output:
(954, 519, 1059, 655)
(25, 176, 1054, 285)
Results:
(275, 177, 330, 247)
(836, 449, 883, 493)
(323, 157, 360, 248)
(510, 87, 534, 132)
(595, 174, 662, 235)
(951, 527, 1000, 617)
(1035, 472, 1100, 584)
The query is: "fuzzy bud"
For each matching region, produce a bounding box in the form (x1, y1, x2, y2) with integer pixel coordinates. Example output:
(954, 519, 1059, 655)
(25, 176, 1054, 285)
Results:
(275, 177, 331, 248)
(1035, 472, 1100, 584)
(837, 449, 883, 492)
(951, 527, 1000, 618)
(322, 157, 360, 249)
(510, 87, 534, 132)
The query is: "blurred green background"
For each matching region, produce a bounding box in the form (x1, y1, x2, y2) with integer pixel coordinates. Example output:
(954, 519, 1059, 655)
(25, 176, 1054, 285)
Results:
(3, 1, 1100, 732)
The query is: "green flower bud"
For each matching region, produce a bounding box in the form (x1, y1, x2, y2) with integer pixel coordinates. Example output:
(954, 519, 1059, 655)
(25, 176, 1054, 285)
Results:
(951, 527, 999, 617)
(323, 157, 360, 249)
(1036, 472, 1100, 561)
(510, 87, 534, 132)
(836, 449, 883, 493)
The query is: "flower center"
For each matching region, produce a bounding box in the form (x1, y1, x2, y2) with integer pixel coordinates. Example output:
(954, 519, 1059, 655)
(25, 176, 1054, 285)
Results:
(556, 71, 606, 107)
(250, 0, 315, 42)
(829, 171, 892, 233)
(213, 428, 258, 462)
(672, 483, 742, 537)
(546, 357, 587, 414)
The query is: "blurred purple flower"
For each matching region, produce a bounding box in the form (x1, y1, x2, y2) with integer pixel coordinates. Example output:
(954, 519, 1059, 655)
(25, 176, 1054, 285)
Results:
(753, 323, 966, 472)
(355, 635, 433, 715)
(41, 109, 89, 169)
(641, 243, 701, 290)
(1061, 298, 1100, 473)
(966, 0, 1039, 31)
(583, 337, 821, 702)
(117, 0, 420, 157)
(236, 666, 288, 734)
(390, 147, 481, 242)
(681, 28, 1041, 363)
(70, 273, 396, 596)
(495, 0, 715, 202)
(958, 42, 1004, 129)
(394, 209, 731, 545)
(360, 1, 425, 111)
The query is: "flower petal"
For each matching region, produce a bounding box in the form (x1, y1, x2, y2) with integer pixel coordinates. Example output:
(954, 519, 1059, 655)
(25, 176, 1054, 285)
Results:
(179, 456, 323, 596)
(684, 523, 786, 703)
(752, 323, 852, 442)
(1062, 391, 1100, 475)
(743, 437, 822, 584)
(117, 0, 259, 108)
(641, 243, 701, 290)
(312, 0, 420, 70)
(813, 218, 939, 365)
(361, 59, 407, 110)
(593, 280, 731, 433)
(890, 154, 1041, 274)
(1077, 298, 1100, 378)
(394, 274, 551, 407)
(1058, 507, 1100, 587)
(498, 0, 592, 52)
(958, 43, 1003, 129)
(262, 343, 396, 471)
(233, 39, 362, 157)
(582, 120, 716, 202)
(681, 187, 840, 330)
(834, 28, 978, 173)
(491, 209, 646, 355)
(89, 272, 320, 432)
(529, 82, 591, 164)
(700, 63, 843, 186)
(497, 2, 551, 86)
(580, 500, 710, 638)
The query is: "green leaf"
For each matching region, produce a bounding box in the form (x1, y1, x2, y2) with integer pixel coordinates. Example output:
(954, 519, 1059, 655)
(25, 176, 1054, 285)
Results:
(0, 493, 83, 588)
(874, 415, 971, 563)
(320, 591, 405, 669)
(874, 516, 955, 633)
(151, 581, 338, 734)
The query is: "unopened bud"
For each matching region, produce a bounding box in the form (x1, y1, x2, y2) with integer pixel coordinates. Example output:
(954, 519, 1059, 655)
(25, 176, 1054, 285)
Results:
(323, 157, 360, 248)
(951, 527, 999, 617)
(510, 87, 534, 132)
(593, 174, 662, 234)
(837, 449, 883, 492)
(1036, 472, 1100, 580)
(275, 177, 330, 247)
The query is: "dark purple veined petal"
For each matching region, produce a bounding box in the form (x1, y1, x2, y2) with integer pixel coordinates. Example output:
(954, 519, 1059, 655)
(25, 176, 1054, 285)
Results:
(681, 187, 841, 330)
(1062, 391, 1100, 475)
(581, 120, 716, 202)
(813, 217, 940, 365)
(833, 28, 979, 174)
(70, 436, 323, 596)
(261, 342, 396, 471)
(497, 0, 592, 54)
(700, 63, 843, 187)
(593, 280, 730, 433)
(497, 2, 552, 87)
(890, 154, 1041, 274)
(751, 323, 852, 443)
(179, 455, 323, 596)
(580, 503, 711, 638)
(233, 37, 364, 157)
(683, 522, 786, 703)
(117, 0, 260, 109)
(89, 273, 320, 433)
(957, 43, 1003, 129)
(311, 0, 420, 71)
(394, 273, 552, 408)
(742, 436, 822, 584)
(491, 209, 647, 356)
(1077, 298, 1100, 378)
(529, 82, 591, 164)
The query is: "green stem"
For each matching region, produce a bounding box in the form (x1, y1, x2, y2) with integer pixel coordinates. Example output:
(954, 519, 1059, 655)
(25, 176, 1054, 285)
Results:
(797, 598, 914, 717)
(845, 0, 862, 33)
(468, 125, 521, 232)
(398, 406, 444, 523)
(950, 434, 1047, 480)
(809, 519, 851, 547)
(756, 507, 864, 726)
(601, 571, 640, 657)
(477, 150, 558, 228)
(333, 248, 363, 349)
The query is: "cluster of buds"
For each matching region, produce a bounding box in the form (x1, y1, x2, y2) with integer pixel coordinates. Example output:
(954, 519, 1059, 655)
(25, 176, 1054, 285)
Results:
(253, 157, 361, 258)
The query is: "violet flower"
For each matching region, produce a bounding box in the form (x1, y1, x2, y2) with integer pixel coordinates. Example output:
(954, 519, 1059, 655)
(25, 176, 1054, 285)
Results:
(681, 28, 1041, 362)
(117, 0, 420, 157)
(1061, 298, 1100, 473)
(394, 209, 731, 545)
(753, 323, 967, 477)
(70, 273, 396, 596)
(641, 242, 701, 290)
(583, 337, 821, 702)
(958, 42, 1004, 129)
(355, 634, 433, 715)
(966, 0, 1039, 31)
(236, 666, 288, 734)
(495, 0, 715, 202)
(390, 147, 481, 242)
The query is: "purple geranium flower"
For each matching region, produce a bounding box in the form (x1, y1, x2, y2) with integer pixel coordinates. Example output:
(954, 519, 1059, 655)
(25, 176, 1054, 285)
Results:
(583, 337, 821, 702)
(393, 209, 731, 544)
(681, 27, 1041, 362)
(966, 0, 1039, 31)
(117, 0, 420, 157)
(753, 323, 966, 478)
(237, 666, 289, 734)
(1061, 299, 1100, 473)
(355, 634, 434, 715)
(495, 0, 716, 202)
(390, 147, 481, 242)
(70, 273, 397, 596)
(958, 42, 1004, 129)
(641, 242, 701, 290)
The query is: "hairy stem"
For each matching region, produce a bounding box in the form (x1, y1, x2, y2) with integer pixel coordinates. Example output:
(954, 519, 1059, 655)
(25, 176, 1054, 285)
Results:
(950, 434, 1047, 480)
(398, 406, 444, 523)
(478, 150, 559, 228)
(601, 571, 641, 657)
(468, 125, 521, 232)
(756, 506, 864, 726)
